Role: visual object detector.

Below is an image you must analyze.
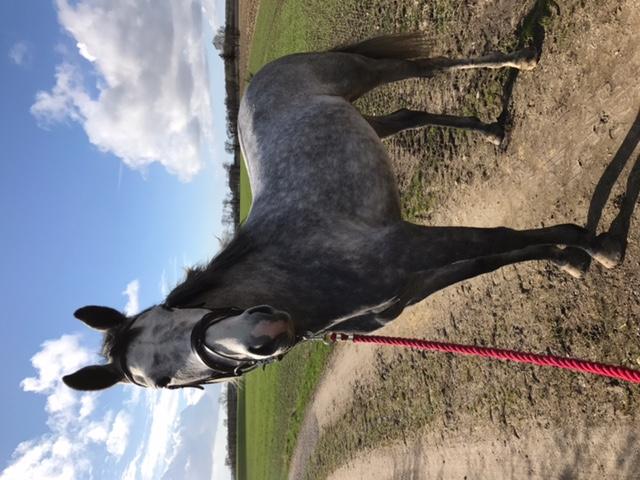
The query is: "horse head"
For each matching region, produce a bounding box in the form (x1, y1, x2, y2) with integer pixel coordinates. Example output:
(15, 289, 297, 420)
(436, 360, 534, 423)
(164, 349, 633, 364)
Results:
(63, 304, 296, 390)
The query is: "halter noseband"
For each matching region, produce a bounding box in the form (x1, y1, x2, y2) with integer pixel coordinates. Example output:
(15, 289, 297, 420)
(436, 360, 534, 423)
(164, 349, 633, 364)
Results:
(118, 306, 294, 390)
(189, 308, 264, 380)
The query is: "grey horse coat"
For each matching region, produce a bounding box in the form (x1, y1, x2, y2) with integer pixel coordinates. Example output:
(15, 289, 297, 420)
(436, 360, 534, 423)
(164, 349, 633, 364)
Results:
(62, 33, 623, 390)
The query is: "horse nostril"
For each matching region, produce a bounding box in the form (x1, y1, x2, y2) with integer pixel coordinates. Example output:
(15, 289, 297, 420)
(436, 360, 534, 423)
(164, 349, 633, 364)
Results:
(249, 344, 276, 357)
(247, 305, 274, 315)
(156, 376, 171, 388)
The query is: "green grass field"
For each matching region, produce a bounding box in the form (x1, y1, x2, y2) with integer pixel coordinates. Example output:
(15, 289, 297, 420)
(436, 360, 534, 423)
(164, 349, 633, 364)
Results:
(237, 342, 331, 480)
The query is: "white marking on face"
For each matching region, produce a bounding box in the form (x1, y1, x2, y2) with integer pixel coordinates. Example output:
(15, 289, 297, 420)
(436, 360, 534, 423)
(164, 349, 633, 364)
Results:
(125, 306, 211, 388)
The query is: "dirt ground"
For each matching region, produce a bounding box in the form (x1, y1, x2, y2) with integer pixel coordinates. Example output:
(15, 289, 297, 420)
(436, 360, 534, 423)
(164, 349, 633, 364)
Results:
(283, 0, 640, 479)
(237, 0, 260, 94)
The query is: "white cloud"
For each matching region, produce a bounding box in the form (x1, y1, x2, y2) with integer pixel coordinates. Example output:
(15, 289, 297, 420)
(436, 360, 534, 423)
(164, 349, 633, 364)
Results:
(79, 394, 96, 419)
(183, 387, 206, 406)
(1, 336, 134, 480)
(20, 334, 95, 415)
(139, 390, 182, 479)
(122, 279, 141, 316)
(106, 411, 131, 458)
(9, 41, 31, 66)
(32, 0, 216, 181)
(31, 62, 87, 125)
(211, 387, 232, 480)
(1, 437, 83, 480)
(121, 446, 143, 480)
(159, 269, 170, 297)
(76, 42, 96, 62)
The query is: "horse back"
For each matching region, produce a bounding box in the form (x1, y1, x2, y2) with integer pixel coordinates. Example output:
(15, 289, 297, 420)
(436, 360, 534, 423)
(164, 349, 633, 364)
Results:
(238, 53, 402, 225)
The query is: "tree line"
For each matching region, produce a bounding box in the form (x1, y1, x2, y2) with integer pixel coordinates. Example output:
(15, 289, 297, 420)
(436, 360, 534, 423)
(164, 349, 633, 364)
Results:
(213, 2, 241, 478)
(213, 0, 242, 233)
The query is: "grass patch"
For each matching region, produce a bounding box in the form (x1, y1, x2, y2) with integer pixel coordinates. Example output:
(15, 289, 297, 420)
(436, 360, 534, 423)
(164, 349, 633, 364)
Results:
(402, 163, 436, 222)
(237, 342, 332, 480)
(239, 154, 252, 223)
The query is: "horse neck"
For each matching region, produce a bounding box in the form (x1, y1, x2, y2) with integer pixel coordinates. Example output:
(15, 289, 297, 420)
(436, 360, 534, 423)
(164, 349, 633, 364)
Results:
(185, 258, 299, 313)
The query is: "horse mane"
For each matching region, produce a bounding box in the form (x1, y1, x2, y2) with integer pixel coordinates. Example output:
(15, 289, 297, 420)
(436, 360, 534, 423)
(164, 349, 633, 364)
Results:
(165, 228, 257, 308)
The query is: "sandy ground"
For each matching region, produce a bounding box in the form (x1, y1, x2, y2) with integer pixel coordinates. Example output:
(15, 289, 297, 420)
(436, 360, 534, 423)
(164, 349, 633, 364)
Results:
(289, 0, 640, 478)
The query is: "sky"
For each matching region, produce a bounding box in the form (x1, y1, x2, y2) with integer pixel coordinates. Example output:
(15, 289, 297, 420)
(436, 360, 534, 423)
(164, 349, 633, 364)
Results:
(1, 1, 234, 479)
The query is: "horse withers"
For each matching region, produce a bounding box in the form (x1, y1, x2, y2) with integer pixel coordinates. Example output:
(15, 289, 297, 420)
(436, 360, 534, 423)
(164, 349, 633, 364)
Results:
(63, 33, 624, 391)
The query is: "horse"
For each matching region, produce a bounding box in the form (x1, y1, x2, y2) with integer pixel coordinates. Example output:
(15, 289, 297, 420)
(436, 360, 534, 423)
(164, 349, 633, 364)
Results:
(62, 33, 624, 391)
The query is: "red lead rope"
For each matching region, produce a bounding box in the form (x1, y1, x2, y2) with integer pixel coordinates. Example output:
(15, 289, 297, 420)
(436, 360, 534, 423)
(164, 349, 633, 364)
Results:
(325, 332, 640, 384)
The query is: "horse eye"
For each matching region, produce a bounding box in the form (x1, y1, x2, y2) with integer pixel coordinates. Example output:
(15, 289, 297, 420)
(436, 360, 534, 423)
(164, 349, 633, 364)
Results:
(156, 376, 171, 388)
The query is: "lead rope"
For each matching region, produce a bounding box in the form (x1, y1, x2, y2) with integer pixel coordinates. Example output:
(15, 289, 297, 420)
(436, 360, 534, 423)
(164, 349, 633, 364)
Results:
(323, 332, 640, 384)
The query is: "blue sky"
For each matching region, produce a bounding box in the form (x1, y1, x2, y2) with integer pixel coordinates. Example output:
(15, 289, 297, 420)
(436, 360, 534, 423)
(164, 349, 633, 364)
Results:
(1, 1, 233, 478)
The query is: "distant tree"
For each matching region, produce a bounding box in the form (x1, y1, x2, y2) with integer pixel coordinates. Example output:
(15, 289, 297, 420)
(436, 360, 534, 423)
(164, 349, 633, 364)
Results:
(212, 26, 225, 51)
(224, 140, 238, 154)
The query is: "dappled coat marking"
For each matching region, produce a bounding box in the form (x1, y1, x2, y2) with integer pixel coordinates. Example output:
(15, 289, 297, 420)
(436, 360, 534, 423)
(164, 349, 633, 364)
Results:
(62, 33, 625, 391)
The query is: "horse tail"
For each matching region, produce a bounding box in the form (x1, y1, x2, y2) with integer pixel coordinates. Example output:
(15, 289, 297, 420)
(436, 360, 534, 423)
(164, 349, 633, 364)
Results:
(331, 32, 433, 60)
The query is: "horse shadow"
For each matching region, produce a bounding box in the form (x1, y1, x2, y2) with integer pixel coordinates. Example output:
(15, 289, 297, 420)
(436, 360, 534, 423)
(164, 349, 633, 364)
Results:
(498, 0, 559, 143)
(502, 0, 640, 256)
(586, 109, 640, 256)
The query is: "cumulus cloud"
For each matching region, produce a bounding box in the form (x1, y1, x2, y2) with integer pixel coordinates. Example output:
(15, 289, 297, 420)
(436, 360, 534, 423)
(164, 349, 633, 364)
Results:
(139, 390, 182, 479)
(211, 386, 232, 480)
(5, 335, 226, 480)
(160, 388, 222, 480)
(106, 410, 132, 458)
(20, 334, 95, 415)
(122, 279, 141, 316)
(1, 336, 134, 480)
(32, 0, 215, 181)
(8, 41, 32, 66)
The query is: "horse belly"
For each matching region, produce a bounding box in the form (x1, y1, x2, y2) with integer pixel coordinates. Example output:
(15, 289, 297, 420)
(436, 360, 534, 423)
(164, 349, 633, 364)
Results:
(239, 95, 402, 223)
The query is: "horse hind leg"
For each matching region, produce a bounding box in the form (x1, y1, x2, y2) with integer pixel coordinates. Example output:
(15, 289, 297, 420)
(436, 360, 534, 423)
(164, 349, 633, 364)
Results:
(416, 47, 539, 75)
(325, 33, 538, 101)
(364, 108, 504, 145)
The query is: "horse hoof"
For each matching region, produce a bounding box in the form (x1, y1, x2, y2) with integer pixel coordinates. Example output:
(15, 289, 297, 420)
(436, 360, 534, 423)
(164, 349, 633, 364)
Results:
(485, 122, 505, 146)
(592, 233, 625, 269)
(515, 47, 539, 70)
(557, 248, 591, 279)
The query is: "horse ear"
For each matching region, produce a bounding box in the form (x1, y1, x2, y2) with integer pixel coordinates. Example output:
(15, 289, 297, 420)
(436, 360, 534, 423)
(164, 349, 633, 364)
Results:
(74, 306, 127, 331)
(62, 364, 124, 391)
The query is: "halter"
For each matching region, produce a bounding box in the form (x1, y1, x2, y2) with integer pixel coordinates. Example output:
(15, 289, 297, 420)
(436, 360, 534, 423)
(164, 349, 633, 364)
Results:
(118, 306, 296, 390)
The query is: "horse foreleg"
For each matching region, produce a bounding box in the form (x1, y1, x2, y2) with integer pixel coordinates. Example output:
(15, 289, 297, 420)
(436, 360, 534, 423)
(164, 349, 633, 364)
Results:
(398, 245, 570, 307)
(364, 108, 504, 145)
(399, 222, 622, 274)
(328, 244, 590, 333)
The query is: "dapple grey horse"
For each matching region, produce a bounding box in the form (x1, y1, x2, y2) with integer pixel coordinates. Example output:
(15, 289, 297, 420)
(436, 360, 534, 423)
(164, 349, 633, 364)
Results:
(63, 33, 623, 391)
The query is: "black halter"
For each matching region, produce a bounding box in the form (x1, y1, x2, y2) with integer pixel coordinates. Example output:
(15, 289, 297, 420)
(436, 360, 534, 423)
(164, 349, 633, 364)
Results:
(118, 306, 294, 390)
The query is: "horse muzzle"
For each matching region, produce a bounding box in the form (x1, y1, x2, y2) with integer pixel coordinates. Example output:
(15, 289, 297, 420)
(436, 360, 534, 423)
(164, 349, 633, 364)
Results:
(245, 305, 296, 356)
